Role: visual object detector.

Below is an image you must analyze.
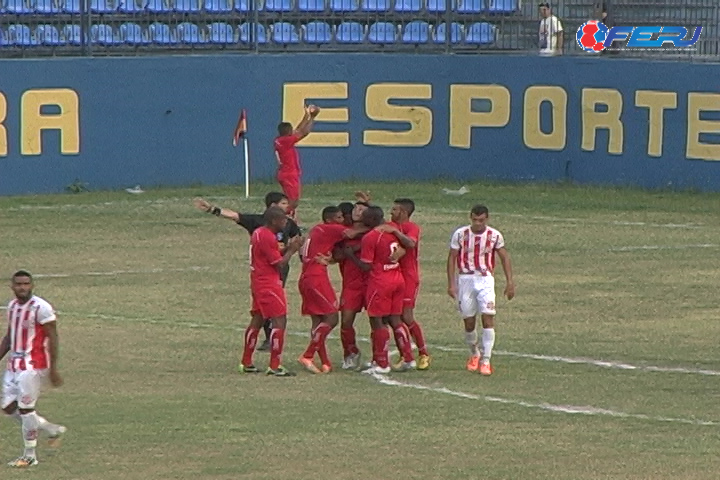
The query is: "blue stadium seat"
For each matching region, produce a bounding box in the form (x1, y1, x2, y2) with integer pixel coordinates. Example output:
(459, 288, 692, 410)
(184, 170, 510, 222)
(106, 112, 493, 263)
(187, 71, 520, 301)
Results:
(367, 22, 396, 44)
(487, 0, 517, 13)
(177, 22, 206, 43)
(303, 21, 332, 44)
(37, 24, 63, 45)
(5, 0, 36, 14)
(92, 0, 120, 12)
(175, 0, 202, 12)
(465, 22, 494, 44)
(0, 29, 9, 47)
(205, 0, 233, 12)
(426, 0, 448, 12)
(119, 0, 147, 13)
(120, 22, 150, 44)
(329, 0, 357, 12)
(91, 24, 121, 45)
(361, 0, 389, 12)
(335, 21, 364, 43)
(234, 0, 256, 11)
(433, 22, 461, 44)
(238, 22, 267, 44)
(61, 24, 83, 45)
(394, 0, 420, 12)
(208, 22, 235, 44)
(272, 21, 299, 44)
(402, 20, 429, 44)
(63, 0, 81, 13)
(35, 0, 61, 13)
(265, 0, 291, 11)
(456, 0, 481, 13)
(147, 0, 172, 12)
(7, 24, 38, 46)
(297, 0, 324, 11)
(148, 22, 176, 44)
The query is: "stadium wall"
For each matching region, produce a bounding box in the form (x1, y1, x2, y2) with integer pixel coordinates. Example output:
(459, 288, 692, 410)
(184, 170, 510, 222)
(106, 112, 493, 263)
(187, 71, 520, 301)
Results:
(1, 53, 720, 195)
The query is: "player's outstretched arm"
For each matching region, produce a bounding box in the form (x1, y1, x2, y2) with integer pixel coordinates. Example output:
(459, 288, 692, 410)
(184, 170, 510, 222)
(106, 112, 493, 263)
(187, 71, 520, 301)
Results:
(446, 249, 459, 299)
(193, 197, 240, 223)
(43, 321, 63, 387)
(496, 247, 515, 300)
(294, 105, 320, 139)
(0, 330, 10, 361)
(375, 224, 416, 249)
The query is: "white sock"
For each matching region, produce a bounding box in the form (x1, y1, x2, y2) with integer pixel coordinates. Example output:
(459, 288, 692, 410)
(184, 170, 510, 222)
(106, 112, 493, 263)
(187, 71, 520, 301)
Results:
(20, 412, 39, 459)
(482, 328, 496, 363)
(465, 330, 480, 357)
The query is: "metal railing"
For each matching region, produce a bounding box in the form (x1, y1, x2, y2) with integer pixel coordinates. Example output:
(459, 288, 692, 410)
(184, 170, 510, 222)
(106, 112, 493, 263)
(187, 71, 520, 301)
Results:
(0, 0, 718, 60)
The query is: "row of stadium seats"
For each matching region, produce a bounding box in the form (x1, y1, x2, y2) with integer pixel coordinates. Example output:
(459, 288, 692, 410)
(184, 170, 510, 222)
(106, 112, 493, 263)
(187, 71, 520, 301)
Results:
(0, 20, 495, 45)
(0, 0, 519, 14)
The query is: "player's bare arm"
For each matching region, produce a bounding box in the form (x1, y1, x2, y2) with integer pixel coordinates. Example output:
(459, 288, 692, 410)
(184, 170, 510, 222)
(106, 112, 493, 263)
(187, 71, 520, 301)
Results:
(389, 246, 406, 263)
(314, 252, 336, 266)
(193, 197, 241, 223)
(446, 249, 459, 299)
(276, 235, 303, 270)
(332, 246, 346, 262)
(294, 105, 321, 139)
(344, 246, 371, 272)
(375, 224, 416, 249)
(0, 330, 10, 361)
(496, 247, 515, 300)
(43, 321, 63, 387)
(354, 191, 371, 204)
(344, 225, 370, 239)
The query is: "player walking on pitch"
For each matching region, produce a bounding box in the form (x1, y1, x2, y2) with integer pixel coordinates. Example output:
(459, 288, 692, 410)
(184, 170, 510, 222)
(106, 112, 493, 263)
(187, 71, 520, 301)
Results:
(447, 205, 515, 376)
(1, 271, 66, 468)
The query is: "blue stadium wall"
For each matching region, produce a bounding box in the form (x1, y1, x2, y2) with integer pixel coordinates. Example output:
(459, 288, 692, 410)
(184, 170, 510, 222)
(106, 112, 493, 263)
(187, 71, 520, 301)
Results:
(2, 53, 720, 195)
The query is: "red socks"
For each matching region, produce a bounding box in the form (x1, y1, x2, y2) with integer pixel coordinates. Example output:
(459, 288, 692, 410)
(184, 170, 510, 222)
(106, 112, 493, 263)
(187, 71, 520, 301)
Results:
(340, 327, 359, 357)
(393, 325, 414, 362)
(241, 326, 259, 366)
(372, 328, 390, 368)
(407, 321, 428, 357)
(269, 328, 285, 370)
(302, 323, 333, 366)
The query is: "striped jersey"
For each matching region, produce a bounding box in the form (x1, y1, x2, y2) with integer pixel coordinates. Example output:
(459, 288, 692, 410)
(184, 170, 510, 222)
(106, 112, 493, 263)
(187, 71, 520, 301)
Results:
(5, 296, 56, 372)
(449, 225, 505, 276)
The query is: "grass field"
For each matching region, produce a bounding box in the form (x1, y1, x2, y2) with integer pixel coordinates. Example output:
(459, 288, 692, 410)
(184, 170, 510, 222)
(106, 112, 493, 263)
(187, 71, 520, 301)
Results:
(0, 180, 719, 480)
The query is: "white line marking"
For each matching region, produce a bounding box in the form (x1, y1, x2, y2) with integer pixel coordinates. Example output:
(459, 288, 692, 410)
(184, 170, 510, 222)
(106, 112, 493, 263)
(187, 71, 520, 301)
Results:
(33, 266, 211, 279)
(367, 373, 717, 426)
(609, 244, 719, 252)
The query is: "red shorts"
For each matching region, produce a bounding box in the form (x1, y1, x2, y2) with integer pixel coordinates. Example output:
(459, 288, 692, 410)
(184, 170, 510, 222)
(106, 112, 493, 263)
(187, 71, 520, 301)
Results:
(340, 285, 365, 312)
(366, 279, 404, 317)
(277, 172, 301, 202)
(403, 278, 419, 309)
(299, 275, 338, 316)
(250, 284, 287, 319)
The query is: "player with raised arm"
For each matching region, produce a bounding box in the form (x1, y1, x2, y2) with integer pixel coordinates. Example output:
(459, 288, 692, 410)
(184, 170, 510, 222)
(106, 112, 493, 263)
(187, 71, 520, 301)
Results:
(351, 206, 415, 374)
(194, 192, 301, 355)
(296, 206, 355, 374)
(446, 205, 515, 376)
(239, 207, 303, 377)
(274, 105, 321, 221)
(1, 271, 66, 468)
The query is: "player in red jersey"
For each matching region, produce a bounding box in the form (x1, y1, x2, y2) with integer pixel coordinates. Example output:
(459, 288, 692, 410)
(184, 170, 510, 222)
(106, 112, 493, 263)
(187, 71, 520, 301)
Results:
(274, 105, 321, 221)
(387, 198, 431, 370)
(296, 206, 354, 374)
(1, 271, 66, 468)
(239, 207, 303, 377)
(353, 206, 415, 374)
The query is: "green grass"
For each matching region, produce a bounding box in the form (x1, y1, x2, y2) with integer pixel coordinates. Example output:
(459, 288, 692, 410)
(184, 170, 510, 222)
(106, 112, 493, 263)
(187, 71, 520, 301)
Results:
(1, 181, 719, 480)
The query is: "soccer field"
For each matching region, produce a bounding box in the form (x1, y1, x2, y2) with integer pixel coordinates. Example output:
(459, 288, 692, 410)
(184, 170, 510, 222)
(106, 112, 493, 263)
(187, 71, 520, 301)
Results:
(1, 181, 719, 480)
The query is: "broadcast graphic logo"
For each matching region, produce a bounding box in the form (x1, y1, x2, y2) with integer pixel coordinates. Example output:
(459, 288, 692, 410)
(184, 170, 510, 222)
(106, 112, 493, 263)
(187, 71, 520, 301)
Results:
(576, 21, 702, 53)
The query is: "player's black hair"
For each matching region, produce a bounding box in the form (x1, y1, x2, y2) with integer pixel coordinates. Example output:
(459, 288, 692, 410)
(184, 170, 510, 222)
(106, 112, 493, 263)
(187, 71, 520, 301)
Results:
(265, 191, 288, 208)
(338, 202, 354, 217)
(278, 122, 293, 136)
(393, 198, 415, 217)
(11, 270, 32, 281)
(470, 204, 489, 217)
(322, 205, 341, 222)
(264, 206, 287, 225)
(362, 206, 384, 228)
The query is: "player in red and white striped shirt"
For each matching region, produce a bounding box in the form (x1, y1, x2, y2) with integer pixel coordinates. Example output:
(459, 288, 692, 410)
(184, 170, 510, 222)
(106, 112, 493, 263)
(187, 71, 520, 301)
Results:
(1, 271, 66, 468)
(447, 205, 515, 376)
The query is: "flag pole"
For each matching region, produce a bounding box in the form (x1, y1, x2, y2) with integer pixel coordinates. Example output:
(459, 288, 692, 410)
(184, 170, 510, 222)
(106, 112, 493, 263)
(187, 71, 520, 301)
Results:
(233, 108, 249, 198)
(243, 136, 250, 199)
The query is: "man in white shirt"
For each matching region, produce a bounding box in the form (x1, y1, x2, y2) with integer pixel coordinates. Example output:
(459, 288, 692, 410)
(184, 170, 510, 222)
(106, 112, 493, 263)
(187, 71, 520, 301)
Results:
(539, 2, 564, 55)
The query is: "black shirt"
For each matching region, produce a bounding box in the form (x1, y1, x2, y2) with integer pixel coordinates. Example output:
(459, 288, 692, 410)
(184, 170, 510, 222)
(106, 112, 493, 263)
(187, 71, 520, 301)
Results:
(236, 214, 301, 285)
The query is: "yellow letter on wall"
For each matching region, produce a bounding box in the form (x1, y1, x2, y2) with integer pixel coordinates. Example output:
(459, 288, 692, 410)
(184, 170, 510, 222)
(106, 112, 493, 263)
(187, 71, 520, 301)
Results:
(635, 90, 677, 158)
(523, 86, 567, 151)
(363, 83, 432, 147)
(581, 88, 623, 155)
(0, 92, 7, 157)
(21, 88, 80, 156)
(686, 92, 720, 162)
(449, 85, 510, 149)
(282, 82, 349, 147)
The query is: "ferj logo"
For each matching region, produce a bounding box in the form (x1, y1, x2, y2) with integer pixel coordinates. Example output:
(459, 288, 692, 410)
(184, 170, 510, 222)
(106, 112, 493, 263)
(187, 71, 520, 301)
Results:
(576, 21, 702, 53)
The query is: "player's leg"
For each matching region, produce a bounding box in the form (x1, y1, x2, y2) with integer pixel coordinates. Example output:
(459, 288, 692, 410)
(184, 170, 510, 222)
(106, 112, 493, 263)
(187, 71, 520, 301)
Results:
(7, 370, 52, 467)
(239, 311, 265, 373)
(388, 314, 415, 371)
(257, 319, 272, 352)
(362, 316, 390, 374)
(458, 276, 481, 371)
(299, 314, 324, 374)
(340, 309, 362, 369)
(401, 279, 430, 369)
(477, 276, 497, 376)
(264, 287, 295, 376)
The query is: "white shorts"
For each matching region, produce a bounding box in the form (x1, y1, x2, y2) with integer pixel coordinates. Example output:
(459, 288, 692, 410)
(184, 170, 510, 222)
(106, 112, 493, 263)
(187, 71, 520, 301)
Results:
(2, 369, 47, 410)
(456, 274, 496, 318)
